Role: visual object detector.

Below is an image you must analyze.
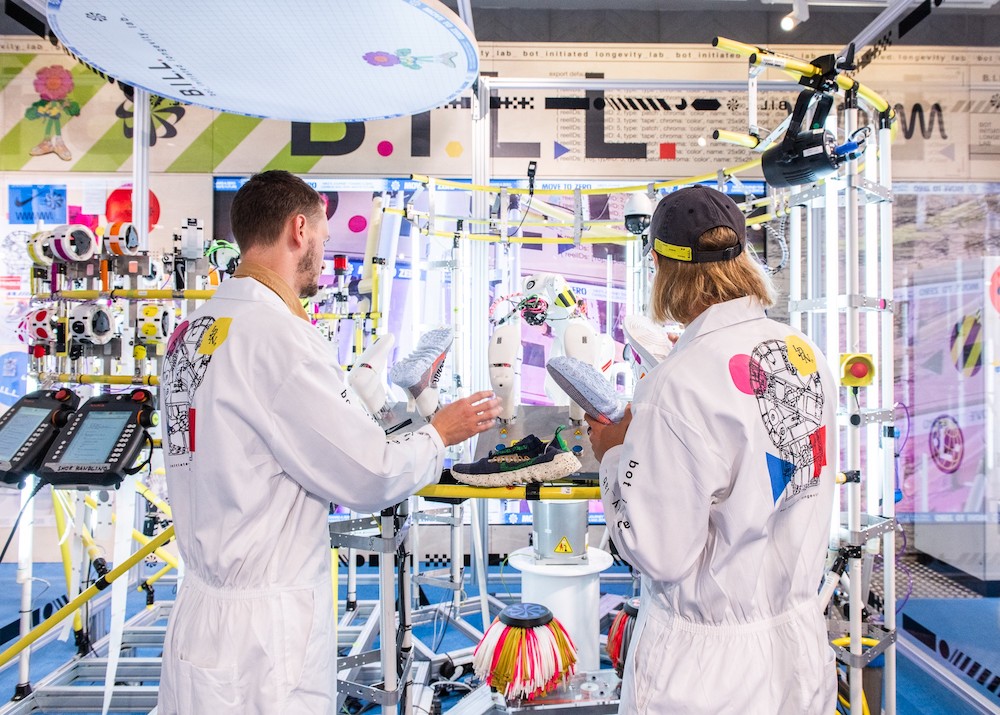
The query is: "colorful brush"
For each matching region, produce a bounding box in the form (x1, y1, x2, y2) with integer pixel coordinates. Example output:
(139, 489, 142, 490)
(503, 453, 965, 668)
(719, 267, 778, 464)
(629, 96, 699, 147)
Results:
(473, 603, 577, 700)
(606, 597, 640, 678)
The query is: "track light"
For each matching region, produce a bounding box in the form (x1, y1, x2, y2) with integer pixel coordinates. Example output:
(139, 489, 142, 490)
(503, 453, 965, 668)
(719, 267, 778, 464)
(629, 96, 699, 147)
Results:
(781, 0, 809, 31)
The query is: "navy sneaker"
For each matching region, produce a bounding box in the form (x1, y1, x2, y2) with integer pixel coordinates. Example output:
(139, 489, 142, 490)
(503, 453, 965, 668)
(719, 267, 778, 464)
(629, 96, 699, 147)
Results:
(450, 427, 581, 487)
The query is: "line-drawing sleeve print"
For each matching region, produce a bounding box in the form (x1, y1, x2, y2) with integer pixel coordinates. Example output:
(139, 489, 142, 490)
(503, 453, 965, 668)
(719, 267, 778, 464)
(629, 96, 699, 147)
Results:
(162, 315, 219, 462)
(749, 339, 825, 504)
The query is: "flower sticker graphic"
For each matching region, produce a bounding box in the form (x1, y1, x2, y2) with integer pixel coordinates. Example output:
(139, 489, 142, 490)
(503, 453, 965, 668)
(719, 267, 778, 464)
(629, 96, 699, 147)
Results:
(363, 49, 458, 71)
(363, 51, 400, 67)
(24, 65, 80, 161)
(115, 95, 186, 146)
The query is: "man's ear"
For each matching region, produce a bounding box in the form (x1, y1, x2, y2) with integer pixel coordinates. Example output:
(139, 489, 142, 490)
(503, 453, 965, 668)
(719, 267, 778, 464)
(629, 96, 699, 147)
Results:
(288, 214, 307, 250)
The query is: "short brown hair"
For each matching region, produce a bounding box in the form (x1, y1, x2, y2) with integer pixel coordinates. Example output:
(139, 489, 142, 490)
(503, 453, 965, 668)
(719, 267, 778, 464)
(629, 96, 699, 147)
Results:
(649, 226, 776, 325)
(230, 170, 324, 252)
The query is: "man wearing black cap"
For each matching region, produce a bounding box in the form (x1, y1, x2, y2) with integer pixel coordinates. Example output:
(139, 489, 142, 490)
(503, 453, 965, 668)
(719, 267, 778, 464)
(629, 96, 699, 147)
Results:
(588, 185, 837, 714)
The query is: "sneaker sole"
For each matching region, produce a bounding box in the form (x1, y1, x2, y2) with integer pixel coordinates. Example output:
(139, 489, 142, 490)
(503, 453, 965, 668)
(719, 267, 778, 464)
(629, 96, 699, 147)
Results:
(623, 317, 672, 370)
(389, 328, 453, 393)
(546, 356, 624, 424)
(451, 452, 582, 487)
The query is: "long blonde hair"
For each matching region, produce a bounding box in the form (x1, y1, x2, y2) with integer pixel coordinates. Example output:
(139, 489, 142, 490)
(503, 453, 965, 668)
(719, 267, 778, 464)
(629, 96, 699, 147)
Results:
(649, 226, 776, 325)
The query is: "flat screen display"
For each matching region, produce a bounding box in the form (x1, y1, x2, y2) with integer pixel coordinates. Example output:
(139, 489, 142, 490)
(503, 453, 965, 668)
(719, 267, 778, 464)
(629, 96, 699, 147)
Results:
(0, 406, 50, 462)
(59, 411, 131, 465)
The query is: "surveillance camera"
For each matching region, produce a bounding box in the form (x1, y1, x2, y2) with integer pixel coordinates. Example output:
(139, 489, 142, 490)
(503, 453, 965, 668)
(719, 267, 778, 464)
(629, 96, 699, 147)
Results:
(623, 192, 652, 236)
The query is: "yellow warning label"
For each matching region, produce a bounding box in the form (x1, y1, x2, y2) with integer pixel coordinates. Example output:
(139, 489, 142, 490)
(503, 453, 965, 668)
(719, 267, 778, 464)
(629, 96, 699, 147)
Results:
(197, 317, 232, 355)
(554, 537, 573, 554)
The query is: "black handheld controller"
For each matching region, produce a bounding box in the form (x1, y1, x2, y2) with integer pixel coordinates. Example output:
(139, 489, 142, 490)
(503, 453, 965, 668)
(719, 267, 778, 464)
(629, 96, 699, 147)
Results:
(0, 389, 80, 488)
(39, 389, 158, 490)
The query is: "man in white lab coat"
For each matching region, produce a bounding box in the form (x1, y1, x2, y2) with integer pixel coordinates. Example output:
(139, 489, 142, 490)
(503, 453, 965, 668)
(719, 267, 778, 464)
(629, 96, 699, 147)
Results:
(157, 170, 501, 714)
(588, 185, 837, 714)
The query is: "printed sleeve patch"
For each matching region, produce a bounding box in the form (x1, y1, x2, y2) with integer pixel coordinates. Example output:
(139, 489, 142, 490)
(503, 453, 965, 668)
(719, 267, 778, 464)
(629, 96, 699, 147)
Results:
(162, 315, 226, 463)
(785, 334, 817, 376)
(751, 339, 825, 508)
(729, 353, 764, 395)
(197, 317, 232, 355)
(809, 426, 827, 478)
(766, 453, 797, 503)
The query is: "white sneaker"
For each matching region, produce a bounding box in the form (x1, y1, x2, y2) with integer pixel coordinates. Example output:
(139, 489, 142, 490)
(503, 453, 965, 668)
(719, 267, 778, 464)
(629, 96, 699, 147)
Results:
(623, 315, 674, 381)
(389, 327, 453, 417)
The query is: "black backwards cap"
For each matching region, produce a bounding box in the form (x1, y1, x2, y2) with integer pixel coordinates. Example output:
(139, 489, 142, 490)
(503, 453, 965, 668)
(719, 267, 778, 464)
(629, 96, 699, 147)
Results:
(648, 184, 746, 263)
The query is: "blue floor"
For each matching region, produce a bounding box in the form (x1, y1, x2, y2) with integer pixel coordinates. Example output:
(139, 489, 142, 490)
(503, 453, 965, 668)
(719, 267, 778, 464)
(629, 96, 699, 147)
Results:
(1, 562, 995, 713)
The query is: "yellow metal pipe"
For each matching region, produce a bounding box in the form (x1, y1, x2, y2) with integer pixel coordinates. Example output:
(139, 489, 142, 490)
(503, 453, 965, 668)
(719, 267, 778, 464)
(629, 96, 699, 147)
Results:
(0, 526, 175, 669)
(138, 562, 174, 597)
(81, 494, 177, 568)
(36, 372, 160, 386)
(51, 491, 85, 635)
(135, 481, 173, 520)
(312, 313, 383, 321)
(32, 289, 215, 301)
(414, 156, 762, 198)
(713, 130, 761, 149)
(712, 36, 760, 56)
(714, 36, 891, 116)
(417, 485, 601, 500)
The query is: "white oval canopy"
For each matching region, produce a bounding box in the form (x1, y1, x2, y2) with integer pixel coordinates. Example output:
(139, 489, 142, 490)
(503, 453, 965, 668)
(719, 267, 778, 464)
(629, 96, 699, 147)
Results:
(47, 0, 479, 122)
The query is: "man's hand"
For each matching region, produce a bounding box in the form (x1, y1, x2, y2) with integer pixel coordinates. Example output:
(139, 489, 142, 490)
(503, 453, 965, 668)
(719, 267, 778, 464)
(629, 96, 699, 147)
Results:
(585, 405, 632, 462)
(430, 391, 502, 447)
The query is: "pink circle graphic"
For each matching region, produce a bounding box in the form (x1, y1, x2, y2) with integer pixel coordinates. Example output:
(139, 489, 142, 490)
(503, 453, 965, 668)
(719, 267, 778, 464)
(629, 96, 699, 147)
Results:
(729, 354, 755, 394)
(377, 141, 394, 157)
(991, 266, 1000, 315)
(348, 215, 368, 233)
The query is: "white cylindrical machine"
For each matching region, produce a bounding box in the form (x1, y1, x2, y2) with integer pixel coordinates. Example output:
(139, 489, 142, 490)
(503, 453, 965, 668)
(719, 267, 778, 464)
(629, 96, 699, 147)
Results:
(508, 546, 613, 672)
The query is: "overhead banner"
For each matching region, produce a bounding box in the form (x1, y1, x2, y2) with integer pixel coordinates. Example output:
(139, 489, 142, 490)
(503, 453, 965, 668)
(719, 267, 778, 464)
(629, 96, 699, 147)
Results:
(0, 37, 997, 180)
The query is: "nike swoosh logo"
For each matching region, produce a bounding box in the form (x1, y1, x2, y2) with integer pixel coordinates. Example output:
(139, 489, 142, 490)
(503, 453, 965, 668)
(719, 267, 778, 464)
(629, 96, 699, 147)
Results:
(14, 193, 39, 207)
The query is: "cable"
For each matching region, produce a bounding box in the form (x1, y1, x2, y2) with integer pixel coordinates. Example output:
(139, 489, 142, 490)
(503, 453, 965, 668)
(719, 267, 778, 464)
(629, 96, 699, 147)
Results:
(498, 555, 512, 599)
(892, 401, 911, 503)
(124, 432, 155, 475)
(0, 479, 45, 564)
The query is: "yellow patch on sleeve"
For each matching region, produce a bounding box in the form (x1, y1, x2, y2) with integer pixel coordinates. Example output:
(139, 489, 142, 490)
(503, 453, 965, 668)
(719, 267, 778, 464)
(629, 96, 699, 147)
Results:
(786, 334, 817, 375)
(197, 317, 233, 355)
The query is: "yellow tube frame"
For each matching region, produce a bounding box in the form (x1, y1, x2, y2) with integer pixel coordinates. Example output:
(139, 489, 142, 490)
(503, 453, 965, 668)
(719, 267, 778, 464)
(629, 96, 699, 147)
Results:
(32, 289, 215, 301)
(417, 484, 600, 500)
(36, 372, 160, 387)
(51, 491, 86, 637)
(0, 526, 175, 669)
(713, 36, 892, 117)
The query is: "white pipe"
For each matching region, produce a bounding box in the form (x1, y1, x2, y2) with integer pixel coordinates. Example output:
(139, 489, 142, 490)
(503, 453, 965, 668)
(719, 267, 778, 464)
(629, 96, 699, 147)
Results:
(788, 202, 802, 332)
(470, 500, 491, 633)
(131, 88, 151, 250)
(878, 120, 898, 715)
(485, 77, 790, 93)
(843, 98, 864, 715)
(379, 510, 398, 715)
(16, 480, 37, 691)
(451, 504, 463, 612)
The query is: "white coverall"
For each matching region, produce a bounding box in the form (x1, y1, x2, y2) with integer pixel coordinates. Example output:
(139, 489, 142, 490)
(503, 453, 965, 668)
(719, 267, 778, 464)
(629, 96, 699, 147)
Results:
(157, 269, 446, 714)
(601, 297, 837, 714)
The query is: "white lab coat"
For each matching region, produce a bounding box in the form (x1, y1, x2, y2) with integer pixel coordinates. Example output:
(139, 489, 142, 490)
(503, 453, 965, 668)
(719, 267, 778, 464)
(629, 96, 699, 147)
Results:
(157, 277, 445, 714)
(601, 297, 837, 714)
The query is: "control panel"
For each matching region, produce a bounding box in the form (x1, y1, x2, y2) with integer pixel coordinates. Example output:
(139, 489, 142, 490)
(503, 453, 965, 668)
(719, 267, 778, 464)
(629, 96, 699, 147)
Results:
(0, 389, 79, 487)
(39, 389, 158, 489)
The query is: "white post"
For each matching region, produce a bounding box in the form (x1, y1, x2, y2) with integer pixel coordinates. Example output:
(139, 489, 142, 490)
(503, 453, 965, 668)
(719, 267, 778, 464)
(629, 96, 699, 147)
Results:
(131, 88, 151, 250)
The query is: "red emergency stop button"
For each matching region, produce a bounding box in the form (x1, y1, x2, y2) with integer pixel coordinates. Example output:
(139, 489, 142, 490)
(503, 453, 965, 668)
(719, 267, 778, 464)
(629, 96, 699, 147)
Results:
(849, 362, 869, 379)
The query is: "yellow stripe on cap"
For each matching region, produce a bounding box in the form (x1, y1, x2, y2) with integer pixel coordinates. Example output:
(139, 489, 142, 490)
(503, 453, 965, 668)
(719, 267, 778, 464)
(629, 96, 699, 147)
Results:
(653, 238, 693, 262)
